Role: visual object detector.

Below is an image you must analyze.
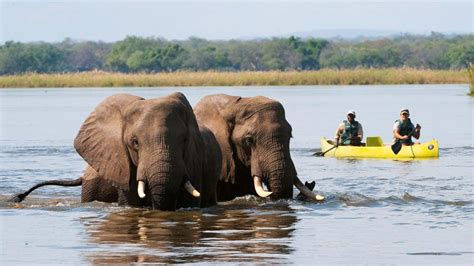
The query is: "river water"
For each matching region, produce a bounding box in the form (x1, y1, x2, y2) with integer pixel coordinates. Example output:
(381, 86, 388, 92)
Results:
(0, 85, 472, 264)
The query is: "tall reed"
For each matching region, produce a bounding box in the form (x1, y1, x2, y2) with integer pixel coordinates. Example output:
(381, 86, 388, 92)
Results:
(468, 63, 474, 96)
(0, 69, 469, 88)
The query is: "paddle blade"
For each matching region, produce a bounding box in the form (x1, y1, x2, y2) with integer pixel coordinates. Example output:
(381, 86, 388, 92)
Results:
(313, 151, 324, 156)
(391, 141, 402, 154)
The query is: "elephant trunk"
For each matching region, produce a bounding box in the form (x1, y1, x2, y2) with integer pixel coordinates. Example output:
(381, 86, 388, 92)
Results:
(251, 137, 324, 201)
(253, 138, 294, 199)
(266, 160, 294, 199)
(138, 180, 199, 199)
(137, 149, 181, 211)
(137, 148, 201, 211)
(143, 173, 179, 211)
(149, 183, 178, 211)
(251, 157, 272, 198)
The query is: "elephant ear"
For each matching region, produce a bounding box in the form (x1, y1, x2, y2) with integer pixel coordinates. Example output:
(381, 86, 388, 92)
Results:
(195, 94, 241, 184)
(74, 94, 143, 190)
(168, 92, 204, 187)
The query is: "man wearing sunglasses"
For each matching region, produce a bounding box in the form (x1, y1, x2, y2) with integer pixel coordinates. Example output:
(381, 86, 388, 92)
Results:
(393, 108, 421, 145)
(335, 110, 363, 146)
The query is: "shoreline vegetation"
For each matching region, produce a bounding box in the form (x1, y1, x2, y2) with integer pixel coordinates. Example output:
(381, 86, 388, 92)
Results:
(0, 69, 469, 88)
(2, 35, 472, 76)
(468, 64, 474, 96)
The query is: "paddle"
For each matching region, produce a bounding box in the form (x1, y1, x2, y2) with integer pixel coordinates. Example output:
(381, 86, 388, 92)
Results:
(313, 137, 349, 157)
(391, 127, 418, 155)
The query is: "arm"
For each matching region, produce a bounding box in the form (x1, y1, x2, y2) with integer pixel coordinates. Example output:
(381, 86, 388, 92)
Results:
(334, 123, 344, 143)
(393, 130, 408, 140)
(413, 123, 421, 139)
(357, 123, 363, 140)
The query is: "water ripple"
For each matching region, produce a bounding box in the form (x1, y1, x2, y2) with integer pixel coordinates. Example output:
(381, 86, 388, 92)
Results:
(407, 252, 473, 256)
(0, 145, 76, 157)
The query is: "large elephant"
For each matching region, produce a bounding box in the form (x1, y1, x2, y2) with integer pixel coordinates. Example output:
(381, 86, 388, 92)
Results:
(11, 92, 219, 211)
(194, 94, 323, 201)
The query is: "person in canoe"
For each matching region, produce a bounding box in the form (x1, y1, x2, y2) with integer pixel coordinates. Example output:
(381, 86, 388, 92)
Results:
(334, 110, 363, 146)
(393, 108, 421, 145)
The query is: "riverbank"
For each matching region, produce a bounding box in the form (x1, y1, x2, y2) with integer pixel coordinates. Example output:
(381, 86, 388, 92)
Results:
(0, 69, 469, 88)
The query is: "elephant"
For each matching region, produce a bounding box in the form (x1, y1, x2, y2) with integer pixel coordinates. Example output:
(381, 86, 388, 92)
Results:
(10, 92, 219, 211)
(194, 94, 323, 202)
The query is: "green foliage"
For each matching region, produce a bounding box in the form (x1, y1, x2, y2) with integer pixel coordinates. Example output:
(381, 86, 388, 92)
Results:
(184, 45, 231, 71)
(320, 34, 474, 70)
(59, 39, 110, 71)
(0, 34, 472, 75)
(0, 41, 66, 74)
(224, 40, 265, 70)
(106, 36, 164, 72)
(289, 36, 329, 69)
(159, 44, 188, 71)
(262, 38, 299, 70)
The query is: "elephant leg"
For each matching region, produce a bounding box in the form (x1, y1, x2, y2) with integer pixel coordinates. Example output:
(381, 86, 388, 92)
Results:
(117, 187, 145, 207)
(216, 176, 255, 201)
(216, 160, 256, 201)
(199, 126, 221, 207)
(199, 183, 217, 208)
(81, 165, 118, 203)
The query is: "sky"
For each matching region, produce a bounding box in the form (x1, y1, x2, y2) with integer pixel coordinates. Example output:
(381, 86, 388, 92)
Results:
(1, 0, 472, 43)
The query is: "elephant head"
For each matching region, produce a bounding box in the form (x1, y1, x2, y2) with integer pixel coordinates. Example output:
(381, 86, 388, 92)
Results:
(194, 94, 320, 201)
(74, 92, 204, 211)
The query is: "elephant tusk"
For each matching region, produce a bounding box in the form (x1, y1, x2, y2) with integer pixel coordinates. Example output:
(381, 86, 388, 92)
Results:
(294, 176, 325, 201)
(253, 176, 273, 198)
(184, 181, 200, 198)
(138, 181, 146, 199)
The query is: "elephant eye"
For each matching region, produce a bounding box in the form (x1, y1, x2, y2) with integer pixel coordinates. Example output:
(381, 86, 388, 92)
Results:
(132, 137, 139, 150)
(244, 136, 253, 146)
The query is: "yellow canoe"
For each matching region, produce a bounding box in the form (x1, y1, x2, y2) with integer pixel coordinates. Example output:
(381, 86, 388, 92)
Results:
(320, 137, 439, 159)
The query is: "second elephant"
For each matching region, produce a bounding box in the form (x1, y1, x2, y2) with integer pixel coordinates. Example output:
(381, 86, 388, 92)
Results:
(194, 94, 322, 201)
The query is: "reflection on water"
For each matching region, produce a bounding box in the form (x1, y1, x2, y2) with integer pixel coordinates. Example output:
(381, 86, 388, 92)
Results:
(83, 200, 297, 264)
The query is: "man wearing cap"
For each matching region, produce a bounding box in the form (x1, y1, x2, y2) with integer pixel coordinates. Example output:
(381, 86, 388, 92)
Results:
(393, 108, 421, 145)
(335, 110, 363, 146)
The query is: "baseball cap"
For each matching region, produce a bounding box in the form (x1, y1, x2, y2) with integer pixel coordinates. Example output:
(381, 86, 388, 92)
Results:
(400, 108, 410, 115)
(347, 110, 356, 116)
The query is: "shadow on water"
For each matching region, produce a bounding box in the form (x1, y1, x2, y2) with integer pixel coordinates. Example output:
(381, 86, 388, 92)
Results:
(81, 199, 297, 264)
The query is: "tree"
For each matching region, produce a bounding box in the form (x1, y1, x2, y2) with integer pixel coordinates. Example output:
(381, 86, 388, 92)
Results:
(106, 36, 166, 72)
(184, 45, 231, 71)
(0, 41, 66, 74)
(262, 38, 301, 70)
(1, 34, 473, 74)
(65, 41, 110, 71)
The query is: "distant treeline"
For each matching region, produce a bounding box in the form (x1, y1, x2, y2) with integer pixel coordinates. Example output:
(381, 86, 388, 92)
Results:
(0, 33, 473, 75)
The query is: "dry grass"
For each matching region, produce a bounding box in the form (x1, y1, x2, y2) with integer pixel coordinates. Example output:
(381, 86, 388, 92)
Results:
(468, 63, 474, 96)
(0, 68, 469, 88)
